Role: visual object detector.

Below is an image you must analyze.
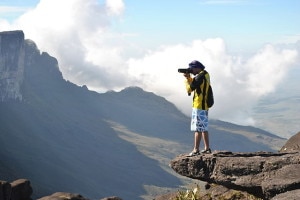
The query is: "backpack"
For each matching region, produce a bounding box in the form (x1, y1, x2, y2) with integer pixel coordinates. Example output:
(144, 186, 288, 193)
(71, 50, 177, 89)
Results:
(207, 84, 214, 108)
(203, 70, 214, 108)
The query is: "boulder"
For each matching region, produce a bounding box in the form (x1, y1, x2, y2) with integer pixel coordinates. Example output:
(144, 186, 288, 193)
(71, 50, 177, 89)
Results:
(170, 151, 300, 199)
(10, 179, 33, 200)
(37, 192, 88, 200)
(280, 132, 300, 153)
(0, 180, 11, 200)
(0, 179, 32, 200)
(199, 184, 261, 200)
(0, 179, 123, 200)
(100, 197, 122, 200)
(154, 193, 177, 200)
(271, 189, 300, 200)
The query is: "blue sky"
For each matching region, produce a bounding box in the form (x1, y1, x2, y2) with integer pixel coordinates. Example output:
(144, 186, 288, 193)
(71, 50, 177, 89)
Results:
(113, 0, 300, 53)
(1, 0, 299, 52)
(0, 0, 299, 129)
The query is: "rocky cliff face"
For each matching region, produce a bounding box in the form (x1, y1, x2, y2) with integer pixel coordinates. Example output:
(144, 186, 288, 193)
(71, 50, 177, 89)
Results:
(0, 31, 25, 101)
(0, 30, 63, 102)
(170, 132, 300, 200)
(0, 30, 292, 200)
(0, 30, 185, 199)
(0, 179, 32, 200)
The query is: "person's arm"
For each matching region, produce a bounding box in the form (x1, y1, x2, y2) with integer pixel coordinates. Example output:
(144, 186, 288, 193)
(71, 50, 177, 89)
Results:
(190, 71, 205, 91)
(184, 74, 193, 95)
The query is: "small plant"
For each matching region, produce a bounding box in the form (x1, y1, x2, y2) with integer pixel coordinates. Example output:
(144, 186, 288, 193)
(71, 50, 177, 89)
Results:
(174, 184, 201, 200)
(174, 183, 262, 200)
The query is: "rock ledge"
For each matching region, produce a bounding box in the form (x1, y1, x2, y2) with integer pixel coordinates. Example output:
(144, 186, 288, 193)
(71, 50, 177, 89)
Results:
(170, 151, 300, 199)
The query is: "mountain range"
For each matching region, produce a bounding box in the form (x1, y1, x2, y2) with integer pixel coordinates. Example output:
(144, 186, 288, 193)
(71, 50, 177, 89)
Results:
(253, 66, 300, 139)
(0, 30, 287, 200)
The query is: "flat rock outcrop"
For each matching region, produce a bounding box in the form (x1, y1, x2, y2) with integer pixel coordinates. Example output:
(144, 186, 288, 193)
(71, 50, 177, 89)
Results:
(37, 192, 89, 200)
(0, 179, 32, 200)
(170, 148, 300, 199)
(0, 179, 123, 200)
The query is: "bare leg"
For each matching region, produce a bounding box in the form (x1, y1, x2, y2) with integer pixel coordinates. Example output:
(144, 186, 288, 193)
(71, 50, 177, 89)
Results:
(193, 131, 201, 152)
(202, 131, 210, 150)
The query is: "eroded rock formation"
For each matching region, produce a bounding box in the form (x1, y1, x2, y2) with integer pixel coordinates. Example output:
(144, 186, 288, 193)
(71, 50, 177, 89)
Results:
(0, 31, 25, 101)
(0, 179, 123, 200)
(37, 192, 88, 200)
(170, 132, 300, 200)
(0, 179, 32, 200)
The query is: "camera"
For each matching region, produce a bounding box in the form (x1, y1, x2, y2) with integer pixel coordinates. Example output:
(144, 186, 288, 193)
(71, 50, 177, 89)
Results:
(178, 68, 193, 73)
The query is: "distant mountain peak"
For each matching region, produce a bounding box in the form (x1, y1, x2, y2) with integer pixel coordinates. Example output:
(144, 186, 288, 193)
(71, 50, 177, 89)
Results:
(121, 86, 144, 92)
(0, 30, 25, 101)
(0, 30, 65, 102)
(117, 86, 146, 95)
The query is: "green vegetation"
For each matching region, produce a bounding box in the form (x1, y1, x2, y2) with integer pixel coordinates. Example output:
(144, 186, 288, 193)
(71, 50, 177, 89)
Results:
(176, 185, 200, 200)
(175, 184, 201, 200)
(174, 184, 262, 200)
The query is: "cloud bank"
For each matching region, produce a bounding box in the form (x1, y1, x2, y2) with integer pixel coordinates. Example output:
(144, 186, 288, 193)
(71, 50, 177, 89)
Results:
(127, 40, 298, 124)
(0, 0, 299, 126)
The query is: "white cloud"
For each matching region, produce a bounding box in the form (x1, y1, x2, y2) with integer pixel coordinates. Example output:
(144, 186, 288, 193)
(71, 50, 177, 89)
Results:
(245, 45, 298, 96)
(0, 0, 299, 126)
(7, 0, 129, 91)
(127, 40, 298, 125)
(105, 0, 124, 16)
(0, 6, 29, 14)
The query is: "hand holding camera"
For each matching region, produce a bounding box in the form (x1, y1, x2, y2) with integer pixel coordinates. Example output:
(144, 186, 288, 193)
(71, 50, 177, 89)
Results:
(178, 68, 192, 79)
(178, 68, 193, 74)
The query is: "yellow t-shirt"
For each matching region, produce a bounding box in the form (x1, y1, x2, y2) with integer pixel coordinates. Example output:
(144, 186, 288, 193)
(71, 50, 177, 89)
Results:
(185, 70, 210, 110)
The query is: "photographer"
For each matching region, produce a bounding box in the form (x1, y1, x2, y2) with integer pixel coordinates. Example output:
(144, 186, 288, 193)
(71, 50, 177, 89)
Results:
(182, 60, 212, 156)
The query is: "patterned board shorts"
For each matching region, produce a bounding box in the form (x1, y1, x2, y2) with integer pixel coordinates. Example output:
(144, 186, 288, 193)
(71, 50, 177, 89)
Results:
(191, 108, 208, 132)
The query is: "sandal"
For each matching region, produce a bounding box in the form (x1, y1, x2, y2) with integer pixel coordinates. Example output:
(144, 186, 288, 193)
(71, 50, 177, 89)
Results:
(188, 150, 200, 157)
(201, 148, 212, 154)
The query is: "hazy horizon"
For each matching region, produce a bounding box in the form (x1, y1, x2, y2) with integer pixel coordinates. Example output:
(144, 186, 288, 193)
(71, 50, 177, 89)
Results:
(0, 0, 299, 137)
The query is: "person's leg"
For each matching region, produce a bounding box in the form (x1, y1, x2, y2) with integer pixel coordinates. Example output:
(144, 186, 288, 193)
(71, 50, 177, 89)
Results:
(193, 131, 201, 152)
(202, 131, 210, 150)
(189, 131, 201, 156)
(190, 108, 200, 154)
(201, 131, 211, 153)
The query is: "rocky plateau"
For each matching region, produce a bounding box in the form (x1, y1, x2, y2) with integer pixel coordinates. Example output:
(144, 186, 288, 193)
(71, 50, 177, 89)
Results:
(170, 132, 300, 200)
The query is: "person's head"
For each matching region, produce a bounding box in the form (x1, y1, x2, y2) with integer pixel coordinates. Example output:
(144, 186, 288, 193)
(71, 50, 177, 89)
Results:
(188, 60, 205, 75)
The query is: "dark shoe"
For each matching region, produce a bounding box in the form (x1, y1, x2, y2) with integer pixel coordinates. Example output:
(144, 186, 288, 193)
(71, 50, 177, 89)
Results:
(188, 150, 200, 157)
(201, 148, 211, 154)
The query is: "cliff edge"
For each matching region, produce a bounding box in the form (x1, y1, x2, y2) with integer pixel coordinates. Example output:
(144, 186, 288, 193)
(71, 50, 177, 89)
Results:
(170, 132, 300, 200)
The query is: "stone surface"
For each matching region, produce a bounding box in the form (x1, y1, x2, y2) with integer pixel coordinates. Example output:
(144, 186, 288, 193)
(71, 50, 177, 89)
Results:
(280, 132, 300, 153)
(10, 179, 33, 200)
(0, 182, 123, 200)
(170, 151, 300, 199)
(38, 192, 88, 200)
(0, 179, 32, 200)
(0, 30, 25, 101)
(154, 184, 258, 200)
(100, 197, 123, 200)
(0, 180, 11, 200)
(199, 184, 261, 200)
(154, 192, 177, 200)
(271, 189, 300, 200)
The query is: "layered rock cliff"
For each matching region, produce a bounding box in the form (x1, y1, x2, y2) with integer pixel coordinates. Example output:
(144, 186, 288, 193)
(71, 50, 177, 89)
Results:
(0, 179, 32, 200)
(170, 132, 300, 200)
(0, 31, 25, 101)
(0, 30, 63, 102)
